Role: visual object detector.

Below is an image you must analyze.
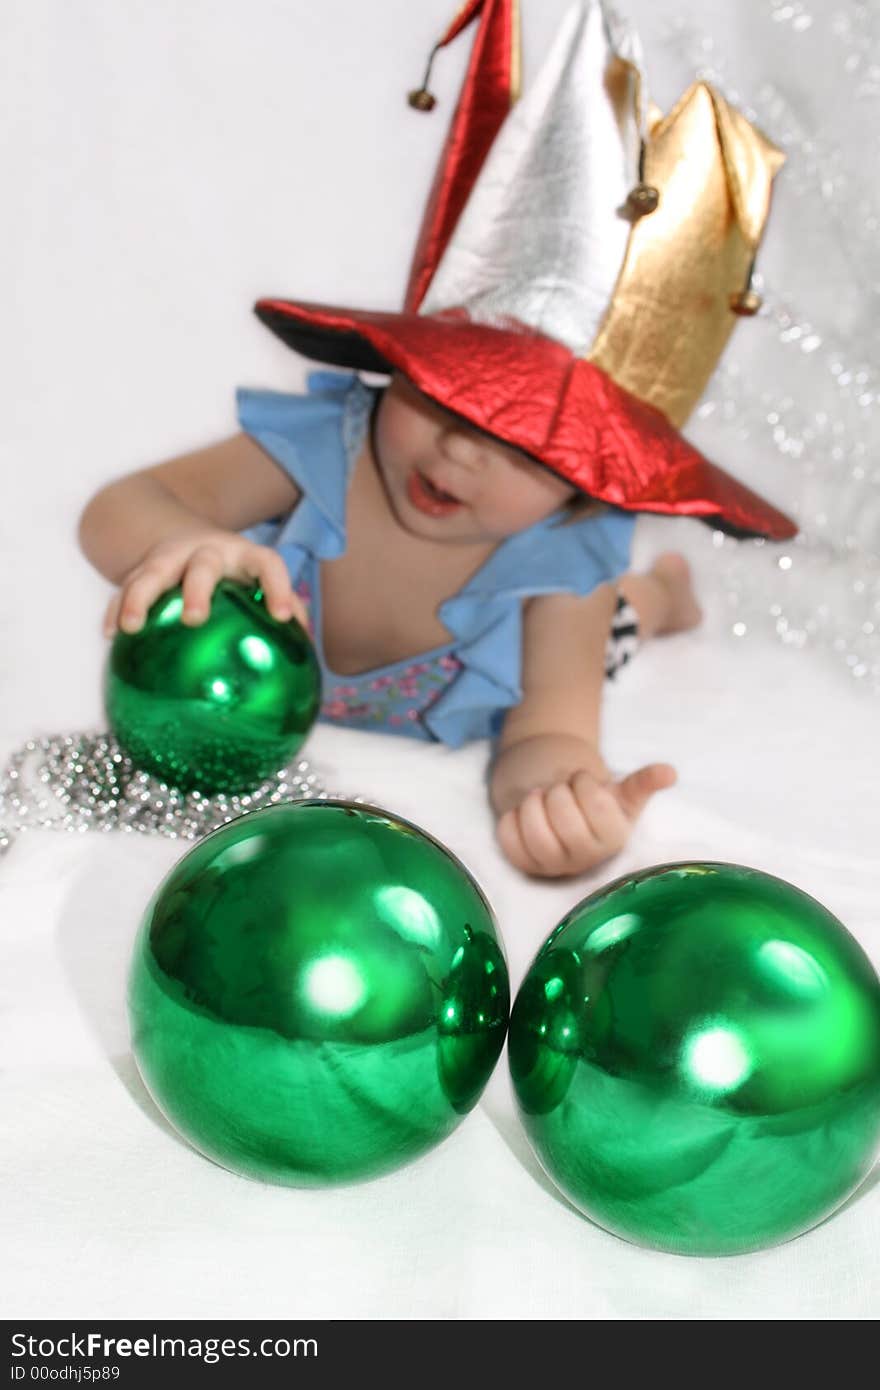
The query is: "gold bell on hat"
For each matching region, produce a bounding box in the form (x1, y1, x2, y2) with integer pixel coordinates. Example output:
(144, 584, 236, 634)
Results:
(407, 36, 441, 111)
(408, 87, 438, 111)
(625, 180, 660, 218)
(624, 140, 660, 219)
(730, 254, 763, 315)
(730, 281, 763, 316)
(730, 289, 763, 316)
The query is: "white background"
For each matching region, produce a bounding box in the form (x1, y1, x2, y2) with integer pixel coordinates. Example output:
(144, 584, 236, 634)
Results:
(1, 0, 878, 1320)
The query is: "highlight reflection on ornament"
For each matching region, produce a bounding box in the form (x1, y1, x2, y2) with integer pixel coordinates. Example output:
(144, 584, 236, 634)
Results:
(128, 800, 509, 1185)
(105, 579, 321, 795)
(509, 861, 880, 1256)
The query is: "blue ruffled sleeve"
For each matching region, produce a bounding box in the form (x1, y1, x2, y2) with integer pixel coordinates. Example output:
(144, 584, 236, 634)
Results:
(422, 505, 637, 747)
(235, 371, 373, 576)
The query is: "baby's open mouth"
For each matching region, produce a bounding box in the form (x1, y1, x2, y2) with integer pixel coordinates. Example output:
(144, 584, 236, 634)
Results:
(419, 472, 459, 503)
(406, 470, 464, 516)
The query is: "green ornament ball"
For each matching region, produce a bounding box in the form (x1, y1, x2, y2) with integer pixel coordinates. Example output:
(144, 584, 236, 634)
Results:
(128, 800, 509, 1185)
(509, 862, 880, 1256)
(105, 579, 321, 794)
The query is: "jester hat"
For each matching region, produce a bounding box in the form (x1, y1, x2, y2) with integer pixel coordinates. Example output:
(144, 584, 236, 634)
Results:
(255, 0, 795, 540)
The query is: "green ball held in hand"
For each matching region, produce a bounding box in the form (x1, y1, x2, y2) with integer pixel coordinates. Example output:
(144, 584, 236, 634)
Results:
(509, 862, 880, 1256)
(105, 579, 321, 794)
(128, 800, 510, 1185)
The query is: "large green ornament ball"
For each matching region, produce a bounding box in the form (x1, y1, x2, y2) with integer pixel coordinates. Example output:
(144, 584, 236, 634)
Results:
(105, 580, 321, 794)
(128, 800, 509, 1185)
(509, 862, 880, 1256)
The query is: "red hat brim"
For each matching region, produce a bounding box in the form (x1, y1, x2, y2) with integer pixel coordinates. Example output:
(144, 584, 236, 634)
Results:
(255, 297, 797, 541)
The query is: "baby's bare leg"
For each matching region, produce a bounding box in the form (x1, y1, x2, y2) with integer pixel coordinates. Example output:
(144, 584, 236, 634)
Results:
(617, 553, 702, 642)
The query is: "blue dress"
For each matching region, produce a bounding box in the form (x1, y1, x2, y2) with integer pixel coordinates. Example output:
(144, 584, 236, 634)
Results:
(237, 371, 636, 748)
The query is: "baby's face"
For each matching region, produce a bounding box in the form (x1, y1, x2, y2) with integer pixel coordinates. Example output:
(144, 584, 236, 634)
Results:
(372, 374, 576, 545)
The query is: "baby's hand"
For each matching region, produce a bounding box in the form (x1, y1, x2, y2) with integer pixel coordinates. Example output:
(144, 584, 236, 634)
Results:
(102, 528, 309, 638)
(496, 763, 677, 879)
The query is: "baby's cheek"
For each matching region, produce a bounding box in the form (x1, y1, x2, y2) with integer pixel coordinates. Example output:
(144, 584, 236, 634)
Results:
(490, 496, 559, 536)
(374, 391, 433, 469)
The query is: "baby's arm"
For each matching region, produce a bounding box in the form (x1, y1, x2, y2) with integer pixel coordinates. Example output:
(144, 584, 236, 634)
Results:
(490, 585, 675, 879)
(78, 433, 306, 634)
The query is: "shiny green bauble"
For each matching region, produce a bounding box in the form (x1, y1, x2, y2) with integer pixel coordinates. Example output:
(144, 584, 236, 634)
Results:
(105, 580, 321, 794)
(509, 862, 880, 1256)
(128, 800, 509, 1185)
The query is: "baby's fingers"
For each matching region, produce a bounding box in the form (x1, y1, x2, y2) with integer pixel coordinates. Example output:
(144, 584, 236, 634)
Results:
(116, 561, 185, 633)
(251, 547, 308, 627)
(102, 591, 123, 638)
(614, 763, 677, 821)
(543, 782, 599, 861)
(496, 808, 535, 876)
(516, 788, 571, 876)
(180, 546, 224, 625)
(498, 788, 601, 878)
(570, 770, 629, 852)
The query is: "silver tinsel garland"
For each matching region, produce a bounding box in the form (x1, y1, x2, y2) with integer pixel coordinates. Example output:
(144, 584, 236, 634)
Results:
(0, 731, 331, 858)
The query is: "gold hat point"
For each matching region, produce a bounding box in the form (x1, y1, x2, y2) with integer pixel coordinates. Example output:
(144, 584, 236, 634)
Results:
(589, 79, 785, 427)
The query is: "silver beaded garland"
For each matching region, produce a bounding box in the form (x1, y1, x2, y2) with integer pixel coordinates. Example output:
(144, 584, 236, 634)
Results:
(0, 730, 333, 858)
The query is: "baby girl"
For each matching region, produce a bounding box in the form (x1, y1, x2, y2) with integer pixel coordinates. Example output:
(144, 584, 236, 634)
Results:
(77, 368, 700, 880)
(77, 0, 793, 880)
